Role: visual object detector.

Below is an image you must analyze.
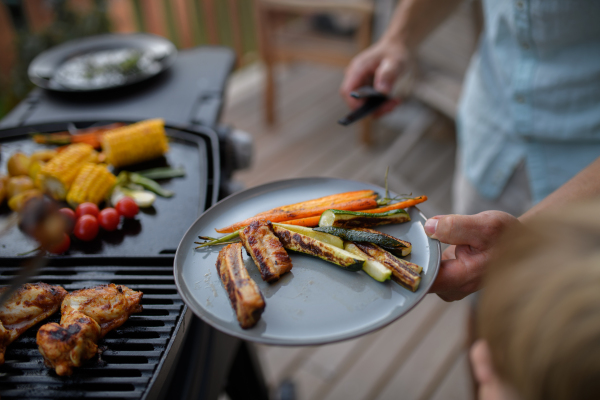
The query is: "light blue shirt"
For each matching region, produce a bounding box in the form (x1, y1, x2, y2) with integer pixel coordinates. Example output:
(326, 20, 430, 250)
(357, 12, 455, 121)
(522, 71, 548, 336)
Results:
(457, 0, 600, 203)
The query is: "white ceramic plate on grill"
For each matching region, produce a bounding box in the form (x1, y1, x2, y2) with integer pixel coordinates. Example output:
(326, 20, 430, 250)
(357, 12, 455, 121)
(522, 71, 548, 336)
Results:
(174, 177, 440, 346)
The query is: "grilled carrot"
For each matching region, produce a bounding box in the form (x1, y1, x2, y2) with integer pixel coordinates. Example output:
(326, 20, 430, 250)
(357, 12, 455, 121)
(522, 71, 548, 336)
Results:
(361, 196, 428, 214)
(278, 215, 321, 228)
(71, 132, 105, 148)
(254, 190, 376, 216)
(216, 197, 379, 233)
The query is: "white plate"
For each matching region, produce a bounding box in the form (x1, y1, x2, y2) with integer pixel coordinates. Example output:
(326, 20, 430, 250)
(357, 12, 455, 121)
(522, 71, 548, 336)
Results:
(174, 177, 440, 345)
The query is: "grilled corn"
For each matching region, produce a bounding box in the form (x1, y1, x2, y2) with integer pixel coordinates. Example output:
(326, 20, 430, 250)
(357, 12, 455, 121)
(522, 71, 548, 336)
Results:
(67, 163, 116, 207)
(39, 143, 96, 200)
(101, 119, 168, 168)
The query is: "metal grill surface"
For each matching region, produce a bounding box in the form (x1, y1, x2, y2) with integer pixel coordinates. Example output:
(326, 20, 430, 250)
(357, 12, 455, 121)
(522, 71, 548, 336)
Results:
(0, 258, 185, 400)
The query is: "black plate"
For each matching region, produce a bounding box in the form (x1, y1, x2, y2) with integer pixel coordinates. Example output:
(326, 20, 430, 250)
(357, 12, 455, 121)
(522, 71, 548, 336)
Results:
(28, 34, 177, 92)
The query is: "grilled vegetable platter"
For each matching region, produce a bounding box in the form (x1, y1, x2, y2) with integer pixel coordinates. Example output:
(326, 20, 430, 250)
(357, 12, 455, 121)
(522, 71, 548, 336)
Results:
(175, 177, 441, 346)
(0, 119, 211, 257)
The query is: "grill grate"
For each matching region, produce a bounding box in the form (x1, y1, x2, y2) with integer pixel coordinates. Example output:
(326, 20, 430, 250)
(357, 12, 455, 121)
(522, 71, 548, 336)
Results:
(0, 258, 185, 400)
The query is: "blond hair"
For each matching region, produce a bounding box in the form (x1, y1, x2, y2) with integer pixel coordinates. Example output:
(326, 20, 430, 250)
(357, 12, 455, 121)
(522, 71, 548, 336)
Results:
(478, 201, 600, 400)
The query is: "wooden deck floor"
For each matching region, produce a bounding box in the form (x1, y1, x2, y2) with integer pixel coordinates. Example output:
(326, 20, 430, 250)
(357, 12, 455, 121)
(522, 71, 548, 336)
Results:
(221, 63, 473, 400)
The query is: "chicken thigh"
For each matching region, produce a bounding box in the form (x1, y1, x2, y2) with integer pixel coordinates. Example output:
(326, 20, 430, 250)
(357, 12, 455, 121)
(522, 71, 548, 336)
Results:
(0, 282, 67, 364)
(37, 284, 143, 376)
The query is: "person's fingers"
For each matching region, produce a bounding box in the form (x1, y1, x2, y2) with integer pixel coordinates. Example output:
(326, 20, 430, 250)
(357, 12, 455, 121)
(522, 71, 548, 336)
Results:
(424, 212, 514, 249)
(340, 57, 377, 109)
(470, 340, 495, 385)
(374, 56, 404, 94)
(428, 258, 467, 297)
(441, 244, 456, 260)
(346, 97, 366, 112)
(428, 249, 485, 301)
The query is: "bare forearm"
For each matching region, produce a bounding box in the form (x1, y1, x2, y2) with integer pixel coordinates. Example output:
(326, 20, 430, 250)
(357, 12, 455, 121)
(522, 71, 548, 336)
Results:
(381, 0, 464, 50)
(520, 157, 600, 223)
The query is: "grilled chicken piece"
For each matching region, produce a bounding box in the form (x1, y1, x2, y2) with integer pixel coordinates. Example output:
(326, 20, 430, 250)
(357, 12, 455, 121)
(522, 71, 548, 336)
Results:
(216, 243, 266, 329)
(37, 284, 143, 376)
(0, 283, 67, 364)
(239, 220, 293, 282)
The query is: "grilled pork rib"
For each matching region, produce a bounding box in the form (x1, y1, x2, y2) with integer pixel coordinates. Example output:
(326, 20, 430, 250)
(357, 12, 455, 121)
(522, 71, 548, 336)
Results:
(216, 243, 266, 329)
(36, 284, 143, 376)
(0, 283, 67, 364)
(239, 220, 293, 282)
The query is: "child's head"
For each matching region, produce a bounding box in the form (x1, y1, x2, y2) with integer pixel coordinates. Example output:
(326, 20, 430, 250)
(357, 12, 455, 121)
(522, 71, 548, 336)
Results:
(473, 201, 600, 400)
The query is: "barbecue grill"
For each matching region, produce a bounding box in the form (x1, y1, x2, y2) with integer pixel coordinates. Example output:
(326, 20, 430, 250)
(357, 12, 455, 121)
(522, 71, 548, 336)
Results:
(0, 46, 266, 399)
(0, 257, 185, 400)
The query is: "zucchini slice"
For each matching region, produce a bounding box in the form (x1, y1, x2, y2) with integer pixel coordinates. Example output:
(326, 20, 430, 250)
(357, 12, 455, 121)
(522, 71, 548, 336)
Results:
(273, 223, 344, 248)
(273, 226, 364, 272)
(355, 242, 421, 291)
(318, 208, 410, 228)
(345, 242, 392, 282)
(314, 226, 411, 256)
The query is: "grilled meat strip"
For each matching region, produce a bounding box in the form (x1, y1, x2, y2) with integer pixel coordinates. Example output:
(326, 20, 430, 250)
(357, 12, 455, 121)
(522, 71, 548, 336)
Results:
(355, 242, 421, 291)
(239, 220, 293, 282)
(0, 283, 67, 364)
(36, 284, 143, 376)
(216, 243, 266, 329)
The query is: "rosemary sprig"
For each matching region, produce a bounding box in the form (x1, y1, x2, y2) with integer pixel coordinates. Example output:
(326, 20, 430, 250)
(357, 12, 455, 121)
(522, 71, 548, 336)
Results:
(194, 231, 240, 248)
(376, 167, 414, 205)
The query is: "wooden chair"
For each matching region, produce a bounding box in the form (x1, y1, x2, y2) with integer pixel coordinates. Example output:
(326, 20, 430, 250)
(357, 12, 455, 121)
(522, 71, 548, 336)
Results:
(254, 0, 375, 144)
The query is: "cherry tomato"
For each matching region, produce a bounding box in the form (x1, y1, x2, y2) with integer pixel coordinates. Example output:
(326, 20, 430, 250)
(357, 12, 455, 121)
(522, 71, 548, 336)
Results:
(76, 202, 100, 219)
(98, 207, 120, 231)
(46, 232, 70, 254)
(58, 207, 76, 233)
(74, 214, 99, 241)
(116, 197, 139, 219)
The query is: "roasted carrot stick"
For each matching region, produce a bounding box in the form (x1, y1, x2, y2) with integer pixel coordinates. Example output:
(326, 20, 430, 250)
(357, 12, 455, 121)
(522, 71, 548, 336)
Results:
(216, 197, 379, 233)
(32, 123, 127, 150)
(277, 216, 321, 228)
(360, 196, 428, 214)
(254, 190, 375, 216)
(279, 196, 427, 227)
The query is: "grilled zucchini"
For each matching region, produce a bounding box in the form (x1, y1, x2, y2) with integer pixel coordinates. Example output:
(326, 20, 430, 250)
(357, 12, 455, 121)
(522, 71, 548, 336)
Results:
(314, 226, 412, 256)
(344, 242, 391, 282)
(272, 225, 364, 272)
(274, 223, 344, 248)
(354, 242, 421, 291)
(318, 208, 410, 228)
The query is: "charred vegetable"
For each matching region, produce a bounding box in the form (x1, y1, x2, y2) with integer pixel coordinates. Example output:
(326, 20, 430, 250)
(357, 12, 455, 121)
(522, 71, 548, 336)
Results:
(314, 226, 411, 256)
(344, 242, 391, 282)
(274, 224, 344, 248)
(272, 225, 365, 272)
(354, 242, 421, 291)
(318, 208, 410, 228)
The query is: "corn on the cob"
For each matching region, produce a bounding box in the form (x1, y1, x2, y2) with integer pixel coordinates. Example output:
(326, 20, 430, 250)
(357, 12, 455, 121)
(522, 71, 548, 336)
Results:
(39, 143, 96, 200)
(101, 119, 168, 168)
(66, 163, 116, 207)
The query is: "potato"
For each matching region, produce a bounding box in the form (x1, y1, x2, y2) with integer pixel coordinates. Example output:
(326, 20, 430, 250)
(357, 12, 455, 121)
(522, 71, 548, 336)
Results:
(28, 159, 46, 187)
(7, 176, 35, 199)
(30, 149, 57, 163)
(0, 175, 8, 205)
(7, 152, 30, 176)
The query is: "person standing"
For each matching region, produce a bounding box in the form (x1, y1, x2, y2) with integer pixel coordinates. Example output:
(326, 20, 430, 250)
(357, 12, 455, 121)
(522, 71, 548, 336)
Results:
(341, 0, 600, 300)
(341, 0, 600, 217)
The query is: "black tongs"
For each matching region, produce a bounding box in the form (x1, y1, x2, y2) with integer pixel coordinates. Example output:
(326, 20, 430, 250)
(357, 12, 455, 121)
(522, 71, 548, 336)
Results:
(338, 86, 388, 126)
